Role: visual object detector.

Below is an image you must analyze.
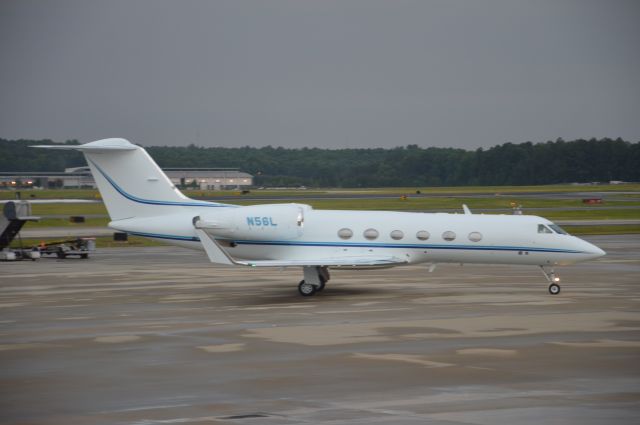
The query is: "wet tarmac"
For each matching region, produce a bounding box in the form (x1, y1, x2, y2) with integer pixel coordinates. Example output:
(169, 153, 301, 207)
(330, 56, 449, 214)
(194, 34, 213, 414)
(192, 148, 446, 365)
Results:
(1, 235, 639, 424)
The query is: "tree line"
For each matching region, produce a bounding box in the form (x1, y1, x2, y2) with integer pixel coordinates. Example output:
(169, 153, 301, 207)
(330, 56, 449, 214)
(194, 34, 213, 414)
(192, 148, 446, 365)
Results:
(1, 137, 638, 187)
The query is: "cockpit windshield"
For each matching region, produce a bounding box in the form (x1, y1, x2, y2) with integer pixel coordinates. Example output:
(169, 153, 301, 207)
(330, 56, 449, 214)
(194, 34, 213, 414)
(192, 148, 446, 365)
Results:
(549, 224, 569, 235)
(538, 224, 553, 234)
(538, 223, 569, 235)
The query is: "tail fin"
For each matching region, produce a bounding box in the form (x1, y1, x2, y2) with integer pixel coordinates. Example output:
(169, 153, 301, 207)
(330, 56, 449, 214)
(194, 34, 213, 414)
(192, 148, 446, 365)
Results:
(35, 138, 223, 220)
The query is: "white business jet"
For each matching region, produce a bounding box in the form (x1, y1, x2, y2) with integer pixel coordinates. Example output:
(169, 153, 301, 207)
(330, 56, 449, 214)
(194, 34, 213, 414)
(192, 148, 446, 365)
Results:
(36, 138, 605, 296)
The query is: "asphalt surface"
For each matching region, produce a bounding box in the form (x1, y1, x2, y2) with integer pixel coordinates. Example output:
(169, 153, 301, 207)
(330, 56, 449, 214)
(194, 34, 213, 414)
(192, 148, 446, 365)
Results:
(1, 235, 639, 424)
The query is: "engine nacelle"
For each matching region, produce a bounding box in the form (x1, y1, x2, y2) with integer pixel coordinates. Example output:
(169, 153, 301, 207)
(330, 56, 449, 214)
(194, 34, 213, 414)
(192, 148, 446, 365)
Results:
(195, 203, 308, 240)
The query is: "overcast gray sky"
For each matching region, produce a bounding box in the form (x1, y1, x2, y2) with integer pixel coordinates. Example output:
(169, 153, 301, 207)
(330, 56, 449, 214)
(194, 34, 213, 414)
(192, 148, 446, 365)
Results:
(1, 0, 639, 149)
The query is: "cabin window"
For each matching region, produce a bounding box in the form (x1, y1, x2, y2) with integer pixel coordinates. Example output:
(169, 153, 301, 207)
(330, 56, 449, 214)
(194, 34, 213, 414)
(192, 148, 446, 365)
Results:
(338, 228, 353, 239)
(468, 231, 482, 242)
(442, 231, 456, 241)
(549, 224, 568, 235)
(390, 230, 404, 240)
(363, 228, 379, 240)
(416, 230, 430, 241)
(538, 224, 553, 234)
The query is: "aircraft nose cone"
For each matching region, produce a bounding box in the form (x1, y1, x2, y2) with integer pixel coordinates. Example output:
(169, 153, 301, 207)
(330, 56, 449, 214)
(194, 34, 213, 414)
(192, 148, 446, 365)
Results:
(592, 245, 606, 257)
(583, 240, 606, 259)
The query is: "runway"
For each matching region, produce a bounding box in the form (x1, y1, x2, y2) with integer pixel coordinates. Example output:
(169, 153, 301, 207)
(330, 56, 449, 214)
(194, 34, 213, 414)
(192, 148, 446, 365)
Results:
(200, 190, 640, 202)
(1, 235, 639, 424)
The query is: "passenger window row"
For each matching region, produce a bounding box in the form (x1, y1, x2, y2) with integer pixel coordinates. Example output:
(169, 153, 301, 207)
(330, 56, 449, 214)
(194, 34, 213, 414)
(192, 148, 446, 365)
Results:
(337, 228, 483, 242)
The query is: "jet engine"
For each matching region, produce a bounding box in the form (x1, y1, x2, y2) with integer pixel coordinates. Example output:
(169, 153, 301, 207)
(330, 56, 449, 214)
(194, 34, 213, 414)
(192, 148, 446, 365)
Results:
(194, 203, 308, 241)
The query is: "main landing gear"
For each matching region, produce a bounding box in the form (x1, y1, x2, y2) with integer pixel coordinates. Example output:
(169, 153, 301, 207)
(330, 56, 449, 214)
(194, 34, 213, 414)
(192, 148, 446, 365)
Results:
(540, 266, 561, 295)
(298, 266, 330, 297)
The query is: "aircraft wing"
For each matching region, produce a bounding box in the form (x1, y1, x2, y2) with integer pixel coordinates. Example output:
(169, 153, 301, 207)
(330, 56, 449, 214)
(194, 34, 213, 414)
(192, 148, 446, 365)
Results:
(194, 228, 407, 268)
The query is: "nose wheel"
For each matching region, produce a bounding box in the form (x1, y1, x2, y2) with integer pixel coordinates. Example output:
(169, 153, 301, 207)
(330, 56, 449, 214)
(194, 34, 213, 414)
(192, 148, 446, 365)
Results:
(548, 283, 561, 295)
(540, 266, 561, 295)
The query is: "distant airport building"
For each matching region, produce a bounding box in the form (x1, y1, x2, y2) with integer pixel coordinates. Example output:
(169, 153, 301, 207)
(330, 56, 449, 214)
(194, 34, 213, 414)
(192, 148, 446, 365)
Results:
(163, 168, 253, 190)
(0, 169, 95, 189)
(0, 167, 253, 190)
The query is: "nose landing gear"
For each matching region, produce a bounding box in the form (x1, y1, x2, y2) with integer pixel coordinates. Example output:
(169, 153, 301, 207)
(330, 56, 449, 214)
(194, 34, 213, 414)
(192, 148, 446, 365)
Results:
(297, 266, 330, 296)
(540, 266, 561, 295)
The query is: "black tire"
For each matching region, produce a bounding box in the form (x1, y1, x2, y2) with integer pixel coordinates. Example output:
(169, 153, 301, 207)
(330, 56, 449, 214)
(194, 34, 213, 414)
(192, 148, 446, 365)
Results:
(80, 253, 89, 259)
(548, 283, 561, 295)
(56, 249, 66, 259)
(316, 276, 326, 292)
(298, 280, 316, 297)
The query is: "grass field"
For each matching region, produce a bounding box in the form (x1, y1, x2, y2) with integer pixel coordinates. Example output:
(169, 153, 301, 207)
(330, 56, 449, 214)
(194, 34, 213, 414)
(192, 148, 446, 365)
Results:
(29, 202, 107, 215)
(0, 189, 101, 200)
(233, 197, 640, 211)
(3, 183, 640, 200)
(563, 224, 640, 235)
(320, 183, 640, 195)
(24, 217, 110, 228)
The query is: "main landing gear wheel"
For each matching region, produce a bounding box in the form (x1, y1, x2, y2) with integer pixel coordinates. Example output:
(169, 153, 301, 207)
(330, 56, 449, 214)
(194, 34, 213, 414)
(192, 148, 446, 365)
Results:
(297, 266, 330, 296)
(548, 283, 561, 295)
(298, 280, 316, 297)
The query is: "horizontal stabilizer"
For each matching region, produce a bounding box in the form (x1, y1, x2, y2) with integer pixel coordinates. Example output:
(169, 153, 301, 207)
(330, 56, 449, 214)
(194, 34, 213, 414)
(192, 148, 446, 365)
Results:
(33, 138, 137, 152)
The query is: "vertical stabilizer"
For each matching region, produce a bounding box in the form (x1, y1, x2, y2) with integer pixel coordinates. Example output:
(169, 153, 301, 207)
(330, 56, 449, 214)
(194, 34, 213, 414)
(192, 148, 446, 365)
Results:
(34, 138, 224, 220)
